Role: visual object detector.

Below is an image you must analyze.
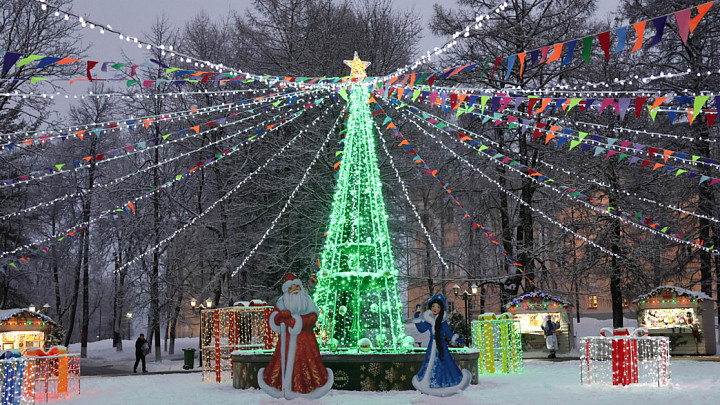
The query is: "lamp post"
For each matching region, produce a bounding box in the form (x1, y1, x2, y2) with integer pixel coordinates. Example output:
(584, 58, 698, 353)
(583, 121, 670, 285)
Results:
(190, 298, 213, 367)
(453, 283, 478, 344)
(125, 312, 133, 339)
(28, 304, 36, 313)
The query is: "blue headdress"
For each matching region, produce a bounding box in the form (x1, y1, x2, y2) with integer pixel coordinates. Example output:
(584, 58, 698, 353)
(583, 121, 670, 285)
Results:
(427, 293, 446, 309)
(427, 293, 447, 360)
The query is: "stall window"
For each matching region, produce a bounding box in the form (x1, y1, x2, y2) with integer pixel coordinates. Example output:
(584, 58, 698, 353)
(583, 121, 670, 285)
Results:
(588, 295, 598, 309)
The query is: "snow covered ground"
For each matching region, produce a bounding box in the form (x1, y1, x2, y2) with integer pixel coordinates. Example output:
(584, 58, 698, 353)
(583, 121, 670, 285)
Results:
(54, 318, 719, 404)
(62, 359, 720, 405)
(67, 337, 198, 374)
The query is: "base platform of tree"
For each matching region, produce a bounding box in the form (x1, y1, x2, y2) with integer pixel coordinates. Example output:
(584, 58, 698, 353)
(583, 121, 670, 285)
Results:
(232, 349, 480, 391)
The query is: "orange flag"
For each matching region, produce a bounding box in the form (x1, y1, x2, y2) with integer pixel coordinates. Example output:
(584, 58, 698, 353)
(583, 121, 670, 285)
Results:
(631, 21, 647, 52)
(545, 43, 564, 64)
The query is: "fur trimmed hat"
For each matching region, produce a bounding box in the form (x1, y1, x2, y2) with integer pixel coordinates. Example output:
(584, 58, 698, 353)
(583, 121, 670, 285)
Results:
(282, 273, 303, 293)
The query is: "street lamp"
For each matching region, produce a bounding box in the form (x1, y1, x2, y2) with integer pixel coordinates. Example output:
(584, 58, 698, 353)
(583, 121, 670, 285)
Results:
(28, 304, 36, 313)
(42, 303, 51, 313)
(125, 312, 133, 339)
(453, 283, 477, 344)
(190, 298, 213, 367)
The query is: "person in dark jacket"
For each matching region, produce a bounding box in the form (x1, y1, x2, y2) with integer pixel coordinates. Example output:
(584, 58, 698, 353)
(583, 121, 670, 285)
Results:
(541, 315, 561, 358)
(134, 334, 148, 373)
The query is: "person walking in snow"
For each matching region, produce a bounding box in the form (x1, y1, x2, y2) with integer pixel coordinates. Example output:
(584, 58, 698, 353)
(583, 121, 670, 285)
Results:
(134, 333, 148, 373)
(541, 314, 560, 358)
(412, 294, 471, 397)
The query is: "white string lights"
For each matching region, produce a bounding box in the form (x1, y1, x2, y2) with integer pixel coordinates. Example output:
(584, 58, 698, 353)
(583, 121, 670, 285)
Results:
(381, 98, 621, 258)
(34, 0, 234, 73)
(392, 100, 720, 256)
(1, 87, 312, 147)
(31, 0, 320, 90)
(374, 120, 452, 275)
(2, 89, 327, 188)
(115, 103, 337, 276)
(381, 1, 510, 80)
(0, 96, 331, 262)
(229, 110, 344, 278)
(407, 106, 720, 226)
(403, 92, 720, 172)
(0, 94, 323, 222)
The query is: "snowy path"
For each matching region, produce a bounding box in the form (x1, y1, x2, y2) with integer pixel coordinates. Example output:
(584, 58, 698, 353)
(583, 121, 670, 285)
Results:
(62, 359, 720, 405)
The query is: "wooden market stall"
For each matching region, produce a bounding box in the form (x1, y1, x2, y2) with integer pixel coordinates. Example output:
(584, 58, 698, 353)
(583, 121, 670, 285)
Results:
(505, 291, 574, 354)
(634, 285, 716, 355)
(0, 308, 57, 353)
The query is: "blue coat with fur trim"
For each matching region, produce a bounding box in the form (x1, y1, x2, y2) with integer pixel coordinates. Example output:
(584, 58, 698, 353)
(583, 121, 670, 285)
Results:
(412, 294, 471, 396)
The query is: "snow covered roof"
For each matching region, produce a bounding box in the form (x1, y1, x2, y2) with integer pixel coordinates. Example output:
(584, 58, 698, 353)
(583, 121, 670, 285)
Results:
(633, 285, 716, 303)
(505, 291, 568, 308)
(233, 299, 269, 307)
(0, 308, 57, 325)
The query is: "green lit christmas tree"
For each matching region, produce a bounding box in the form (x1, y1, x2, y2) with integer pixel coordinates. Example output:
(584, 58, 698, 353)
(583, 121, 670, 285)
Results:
(313, 54, 405, 350)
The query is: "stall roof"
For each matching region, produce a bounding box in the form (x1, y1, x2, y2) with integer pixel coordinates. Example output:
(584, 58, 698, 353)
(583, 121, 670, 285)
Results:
(505, 291, 568, 308)
(0, 308, 57, 325)
(633, 285, 716, 303)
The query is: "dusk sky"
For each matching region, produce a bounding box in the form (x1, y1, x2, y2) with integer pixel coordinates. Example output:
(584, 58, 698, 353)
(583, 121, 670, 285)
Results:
(69, 0, 620, 75)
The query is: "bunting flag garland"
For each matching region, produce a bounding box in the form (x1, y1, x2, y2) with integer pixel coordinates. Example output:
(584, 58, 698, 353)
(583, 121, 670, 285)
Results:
(1, 87, 312, 151)
(1, 93, 326, 223)
(398, 103, 716, 255)
(1, 94, 331, 269)
(1, 89, 327, 188)
(374, 2, 714, 88)
(394, 85, 720, 182)
(379, 83, 718, 127)
(366, 97, 526, 269)
(117, 102, 342, 278)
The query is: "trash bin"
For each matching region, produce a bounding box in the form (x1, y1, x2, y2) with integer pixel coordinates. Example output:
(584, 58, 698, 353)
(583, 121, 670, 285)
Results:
(182, 348, 196, 370)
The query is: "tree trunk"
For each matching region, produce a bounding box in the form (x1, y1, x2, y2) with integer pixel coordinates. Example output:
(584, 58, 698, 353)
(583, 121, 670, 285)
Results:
(64, 240, 84, 347)
(608, 182, 623, 328)
(151, 155, 162, 362)
(80, 142, 97, 358)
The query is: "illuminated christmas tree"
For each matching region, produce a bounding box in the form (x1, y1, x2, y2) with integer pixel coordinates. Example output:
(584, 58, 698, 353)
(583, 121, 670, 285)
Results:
(313, 54, 405, 349)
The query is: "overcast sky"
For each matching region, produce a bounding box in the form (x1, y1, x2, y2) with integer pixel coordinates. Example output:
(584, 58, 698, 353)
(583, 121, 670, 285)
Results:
(70, 0, 620, 71)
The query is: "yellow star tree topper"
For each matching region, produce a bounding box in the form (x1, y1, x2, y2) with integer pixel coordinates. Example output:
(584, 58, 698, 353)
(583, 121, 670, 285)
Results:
(344, 51, 371, 79)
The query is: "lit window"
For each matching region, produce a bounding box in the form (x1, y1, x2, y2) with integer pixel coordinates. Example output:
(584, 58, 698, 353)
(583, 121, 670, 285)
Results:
(588, 296, 598, 309)
(622, 298, 629, 308)
(447, 301, 455, 313)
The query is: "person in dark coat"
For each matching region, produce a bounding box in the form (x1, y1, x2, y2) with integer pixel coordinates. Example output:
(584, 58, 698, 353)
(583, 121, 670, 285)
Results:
(541, 315, 560, 358)
(134, 333, 148, 373)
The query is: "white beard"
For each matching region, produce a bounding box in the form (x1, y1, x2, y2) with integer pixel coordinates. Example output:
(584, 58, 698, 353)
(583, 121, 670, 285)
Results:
(277, 289, 318, 316)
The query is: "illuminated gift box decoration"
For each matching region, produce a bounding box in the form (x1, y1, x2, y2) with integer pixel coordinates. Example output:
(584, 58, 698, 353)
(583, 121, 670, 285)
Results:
(634, 285, 716, 355)
(24, 346, 80, 402)
(580, 327, 669, 387)
(1, 350, 35, 405)
(470, 313, 523, 375)
(201, 301, 277, 383)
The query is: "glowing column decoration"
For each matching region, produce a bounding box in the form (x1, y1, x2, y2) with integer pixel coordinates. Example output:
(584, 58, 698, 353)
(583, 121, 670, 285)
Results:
(580, 328, 670, 387)
(471, 313, 523, 375)
(200, 304, 278, 383)
(1, 355, 35, 405)
(313, 83, 405, 350)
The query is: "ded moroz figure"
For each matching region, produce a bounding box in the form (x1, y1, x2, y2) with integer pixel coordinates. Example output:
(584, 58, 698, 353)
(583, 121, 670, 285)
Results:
(258, 273, 333, 399)
(412, 293, 472, 397)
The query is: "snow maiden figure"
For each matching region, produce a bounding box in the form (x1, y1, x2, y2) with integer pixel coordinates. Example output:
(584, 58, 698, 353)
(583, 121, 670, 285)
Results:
(412, 294, 472, 396)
